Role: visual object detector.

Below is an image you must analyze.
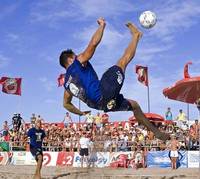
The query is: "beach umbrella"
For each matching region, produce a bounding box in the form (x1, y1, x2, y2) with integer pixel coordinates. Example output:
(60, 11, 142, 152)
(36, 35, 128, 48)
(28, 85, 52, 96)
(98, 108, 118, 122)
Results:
(163, 62, 200, 104)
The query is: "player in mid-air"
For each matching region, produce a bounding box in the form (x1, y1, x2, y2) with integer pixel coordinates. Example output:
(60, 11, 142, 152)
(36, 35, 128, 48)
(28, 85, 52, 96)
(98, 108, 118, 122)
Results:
(27, 119, 46, 179)
(59, 17, 169, 141)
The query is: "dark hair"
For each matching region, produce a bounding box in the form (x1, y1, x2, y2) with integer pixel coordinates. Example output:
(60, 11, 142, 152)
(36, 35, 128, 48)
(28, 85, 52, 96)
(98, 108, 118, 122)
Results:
(59, 49, 75, 68)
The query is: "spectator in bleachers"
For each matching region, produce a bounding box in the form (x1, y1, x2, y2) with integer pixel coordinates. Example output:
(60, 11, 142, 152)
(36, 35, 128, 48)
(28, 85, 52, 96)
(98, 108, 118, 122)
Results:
(101, 113, 109, 126)
(192, 119, 199, 137)
(62, 112, 72, 128)
(175, 109, 187, 128)
(165, 107, 173, 121)
(2, 121, 9, 141)
(4, 111, 199, 153)
(94, 112, 102, 130)
(12, 113, 18, 130)
(16, 113, 24, 131)
(30, 113, 37, 127)
(37, 115, 45, 123)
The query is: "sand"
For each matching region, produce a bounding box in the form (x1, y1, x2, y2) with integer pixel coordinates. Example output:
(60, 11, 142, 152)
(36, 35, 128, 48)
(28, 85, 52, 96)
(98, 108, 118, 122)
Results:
(0, 166, 199, 179)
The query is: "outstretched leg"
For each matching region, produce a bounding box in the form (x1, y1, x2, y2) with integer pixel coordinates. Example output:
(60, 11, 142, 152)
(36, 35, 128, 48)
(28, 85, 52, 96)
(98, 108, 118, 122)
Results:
(128, 99, 170, 141)
(116, 22, 142, 72)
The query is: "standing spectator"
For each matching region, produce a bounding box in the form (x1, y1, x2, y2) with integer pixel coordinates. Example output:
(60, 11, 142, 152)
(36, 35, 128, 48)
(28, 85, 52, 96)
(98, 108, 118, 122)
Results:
(37, 115, 45, 123)
(165, 107, 173, 121)
(62, 112, 72, 128)
(79, 132, 90, 168)
(27, 119, 46, 179)
(192, 120, 200, 137)
(12, 113, 18, 130)
(30, 113, 37, 127)
(176, 109, 187, 121)
(94, 112, 102, 130)
(2, 121, 9, 141)
(85, 112, 94, 131)
(176, 109, 187, 127)
(85, 112, 94, 124)
(101, 113, 109, 126)
(16, 113, 23, 131)
(167, 135, 180, 169)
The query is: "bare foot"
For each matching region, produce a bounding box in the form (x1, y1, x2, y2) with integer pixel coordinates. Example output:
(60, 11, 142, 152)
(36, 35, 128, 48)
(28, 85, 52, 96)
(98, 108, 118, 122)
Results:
(34, 173, 41, 179)
(126, 22, 143, 39)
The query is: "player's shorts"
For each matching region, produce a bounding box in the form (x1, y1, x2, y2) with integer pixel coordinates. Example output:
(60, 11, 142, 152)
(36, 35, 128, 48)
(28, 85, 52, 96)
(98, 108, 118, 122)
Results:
(169, 150, 178, 158)
(30, 146, 43, 161)
(80, 148, 89, 157)
(97, 65, 132, 112)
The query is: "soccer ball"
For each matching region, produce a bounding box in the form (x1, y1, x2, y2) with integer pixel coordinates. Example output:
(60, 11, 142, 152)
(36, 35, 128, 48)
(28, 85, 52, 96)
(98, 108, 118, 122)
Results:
(139, 11, 157, 29)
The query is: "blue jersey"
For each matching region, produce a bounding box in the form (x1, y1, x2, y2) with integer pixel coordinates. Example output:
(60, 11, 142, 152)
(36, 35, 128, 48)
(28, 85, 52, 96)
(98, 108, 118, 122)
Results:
(27, 128, 46, 149)
(64, 58, 102, 108)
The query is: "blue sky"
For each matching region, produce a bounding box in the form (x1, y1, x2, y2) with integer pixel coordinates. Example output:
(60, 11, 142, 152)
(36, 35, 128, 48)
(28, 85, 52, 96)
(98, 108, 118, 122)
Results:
(0, 0, 200, 125)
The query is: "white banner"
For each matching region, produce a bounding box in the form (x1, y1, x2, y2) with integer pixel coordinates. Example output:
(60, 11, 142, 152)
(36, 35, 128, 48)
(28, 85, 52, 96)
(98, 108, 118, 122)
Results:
(25, 152, 37, 165)
(11, 152, 26, 165)
(42, 152, 58, 166)
(188, 151, 200, 168)
(90, 152, 110, 168)
(73, 152, 87, 167)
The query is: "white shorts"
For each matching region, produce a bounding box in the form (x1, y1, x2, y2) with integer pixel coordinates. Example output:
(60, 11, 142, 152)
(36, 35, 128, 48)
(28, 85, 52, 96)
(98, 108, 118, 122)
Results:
(169, 151, 178, 158)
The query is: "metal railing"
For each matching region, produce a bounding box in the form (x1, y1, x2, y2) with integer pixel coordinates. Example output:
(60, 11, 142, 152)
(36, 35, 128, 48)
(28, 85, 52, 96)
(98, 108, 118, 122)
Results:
(7, 140, 197, 152)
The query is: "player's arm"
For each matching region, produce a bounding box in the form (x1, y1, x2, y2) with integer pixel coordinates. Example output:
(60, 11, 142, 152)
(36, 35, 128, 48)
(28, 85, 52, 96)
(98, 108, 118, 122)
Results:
(77, 17, 106, 64)
(63, 90, 90, 116)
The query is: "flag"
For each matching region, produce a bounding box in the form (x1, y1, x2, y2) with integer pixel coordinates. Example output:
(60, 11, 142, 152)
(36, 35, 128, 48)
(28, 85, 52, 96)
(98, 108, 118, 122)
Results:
(135, 65, 148, 86)
(0, 77, 22, 95)
(57, 73, 65, 87)
(184, 61, 192, 78)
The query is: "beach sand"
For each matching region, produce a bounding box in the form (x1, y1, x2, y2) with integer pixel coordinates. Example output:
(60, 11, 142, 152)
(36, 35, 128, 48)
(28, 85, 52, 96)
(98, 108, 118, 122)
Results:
(0, 166, 199, 179)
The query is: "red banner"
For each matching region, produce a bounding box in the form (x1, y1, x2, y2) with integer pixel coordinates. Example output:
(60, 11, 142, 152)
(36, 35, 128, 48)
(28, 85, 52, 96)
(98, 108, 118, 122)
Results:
(56, 152, 74, 166)
(135, 65, 148, 86)
(0, 77, 22, 95)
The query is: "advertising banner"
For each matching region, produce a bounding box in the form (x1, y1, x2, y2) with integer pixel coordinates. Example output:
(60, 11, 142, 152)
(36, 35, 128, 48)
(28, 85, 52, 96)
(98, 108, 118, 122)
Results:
(11, 152, 26, 165)
(188, 151, 199, 168)
(109, 152, 135, 168)
(147, 151, 187, 168)
(0, 152, 12, 165)
(56, 152, 74, 166)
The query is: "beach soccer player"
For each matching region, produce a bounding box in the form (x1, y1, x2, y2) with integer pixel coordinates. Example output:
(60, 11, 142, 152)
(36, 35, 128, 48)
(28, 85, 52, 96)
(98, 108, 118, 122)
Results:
(27, 119, 46, 179)
(59, 17, 169, 141)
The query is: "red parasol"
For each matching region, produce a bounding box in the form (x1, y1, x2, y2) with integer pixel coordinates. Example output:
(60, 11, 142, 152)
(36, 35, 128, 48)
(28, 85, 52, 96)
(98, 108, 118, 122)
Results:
(163, 62, 200, 104)
(129, 112, 165, 123)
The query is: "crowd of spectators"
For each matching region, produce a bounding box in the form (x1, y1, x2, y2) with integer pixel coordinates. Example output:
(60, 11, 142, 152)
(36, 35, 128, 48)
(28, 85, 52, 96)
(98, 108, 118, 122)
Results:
(0, 108, 199, 153)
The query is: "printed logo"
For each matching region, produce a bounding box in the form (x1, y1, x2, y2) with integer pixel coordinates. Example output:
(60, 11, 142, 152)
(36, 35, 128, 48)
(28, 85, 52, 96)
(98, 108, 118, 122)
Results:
(116, 71, 123, 84)
(107, 99, 116, 110)
(4, 78, 18, 94)
(43, 153, 51, 166)
(69, 83, 79, 96)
